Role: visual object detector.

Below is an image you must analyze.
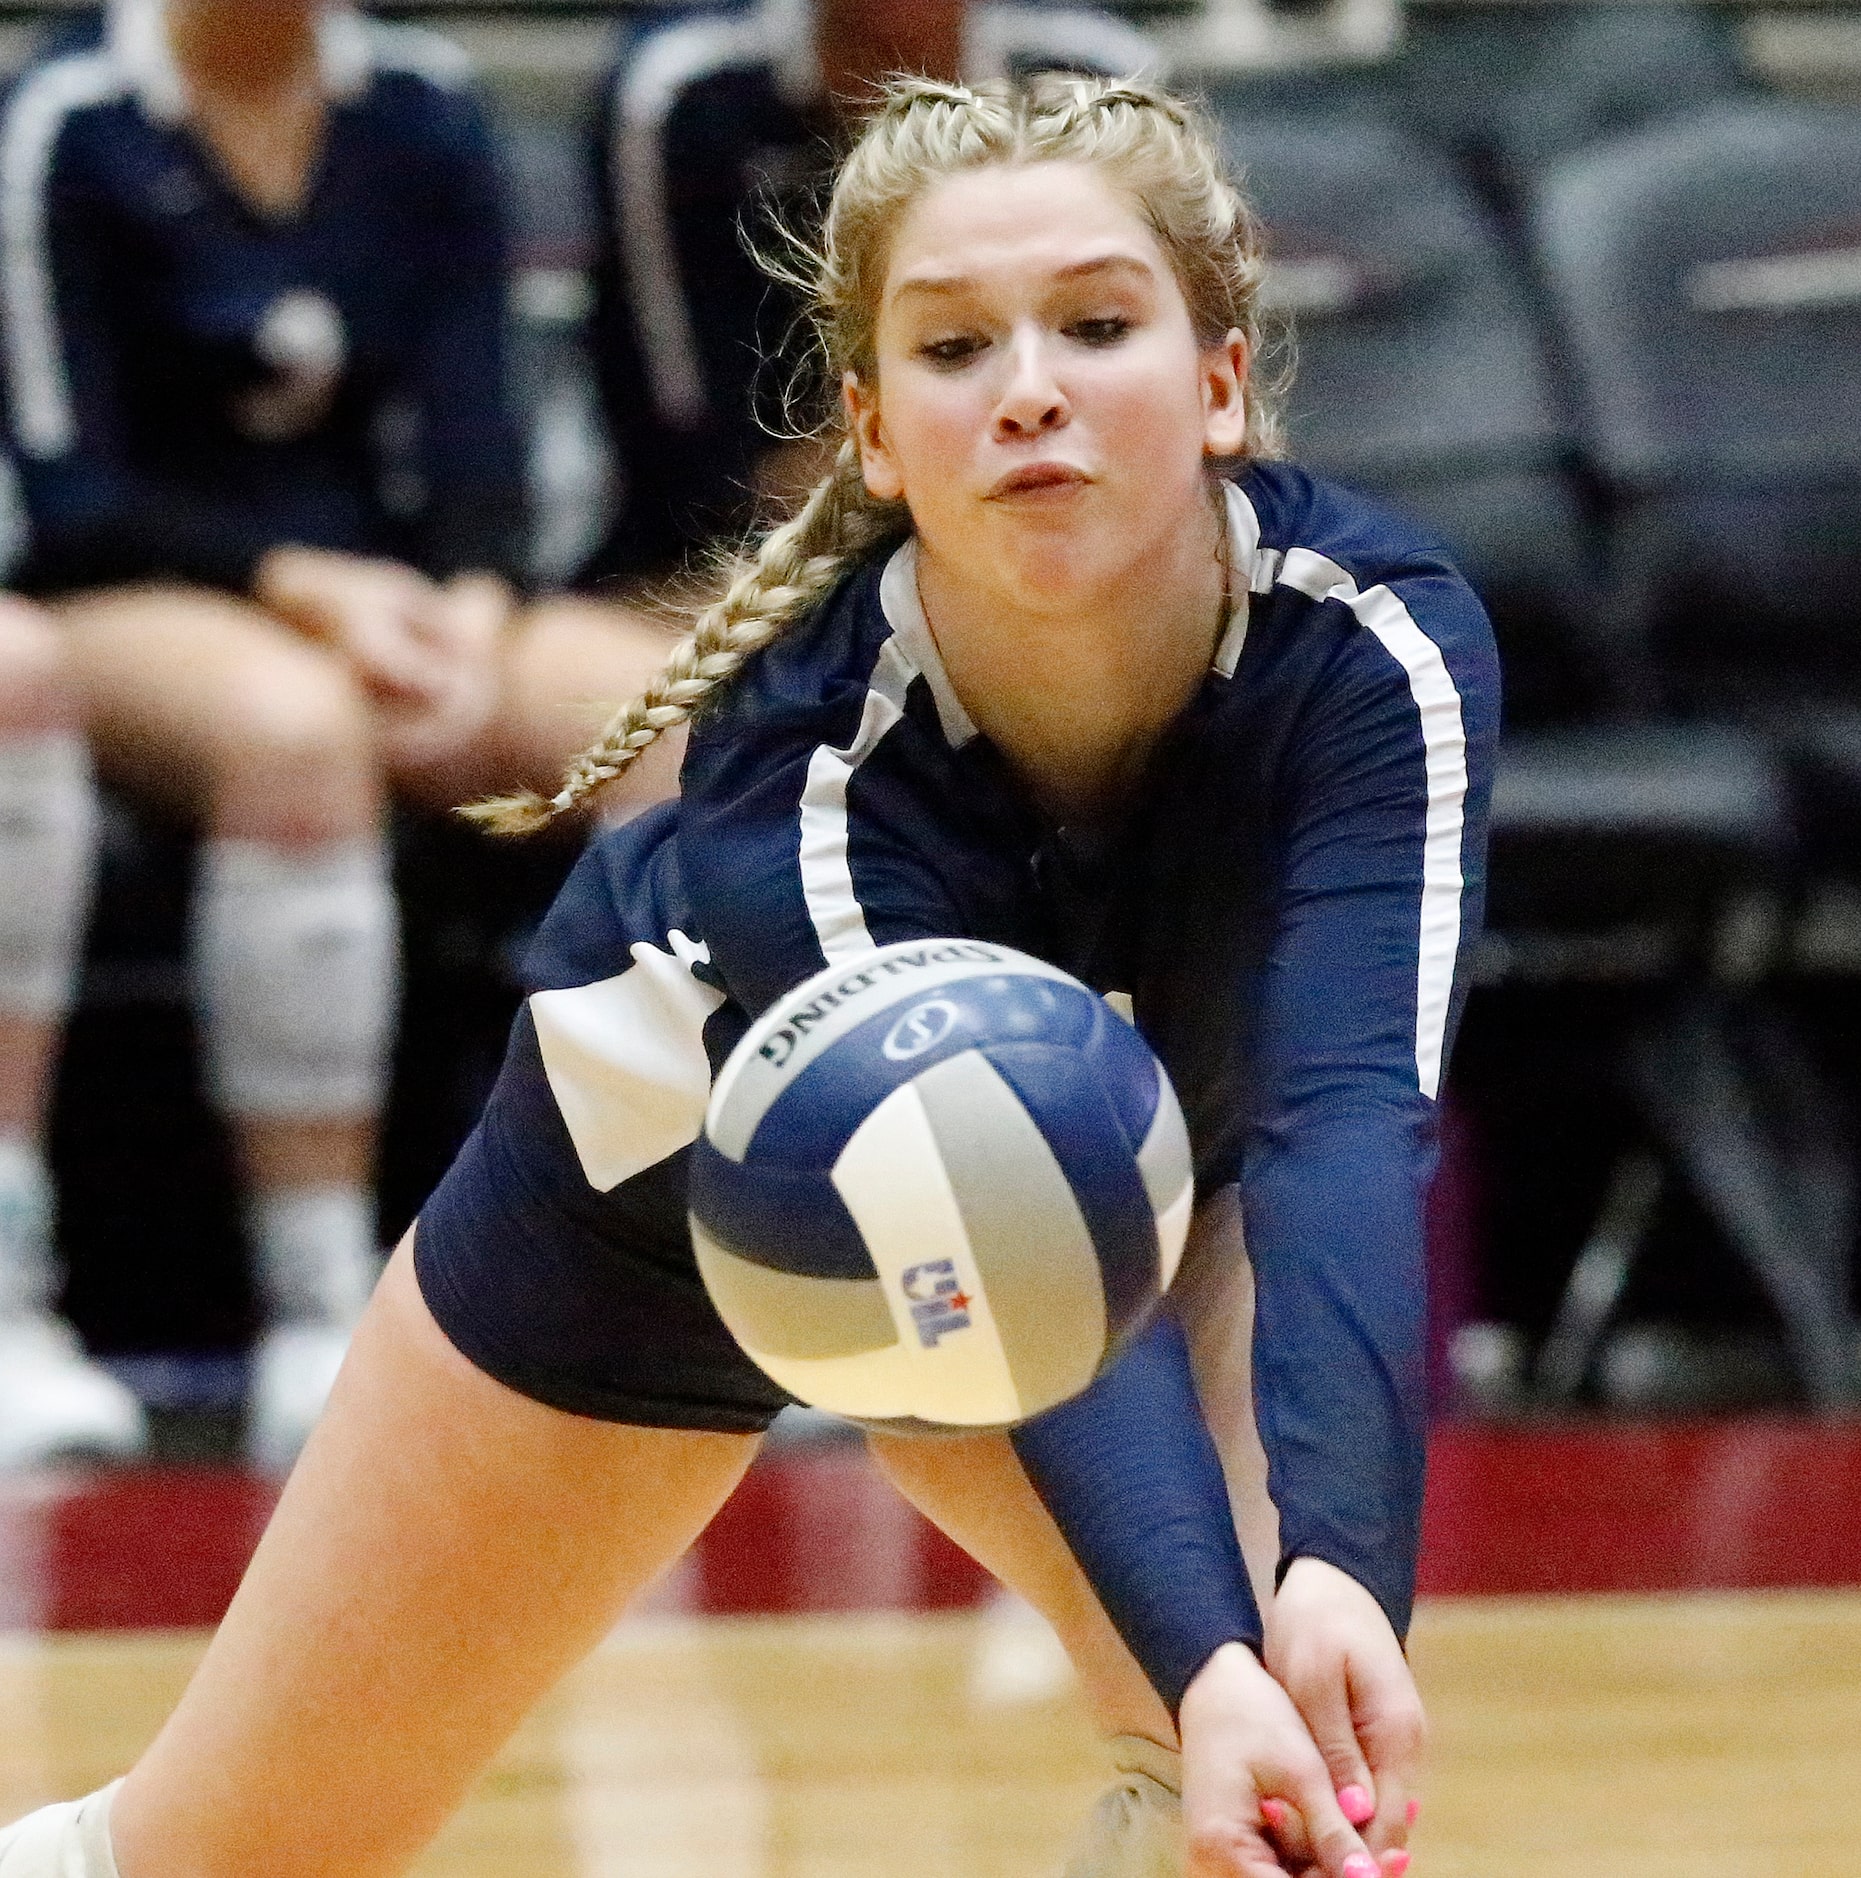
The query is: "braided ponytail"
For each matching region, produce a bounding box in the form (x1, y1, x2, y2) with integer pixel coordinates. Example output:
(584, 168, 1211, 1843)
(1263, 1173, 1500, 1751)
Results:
(472, 71, 1280, 831)
(464, 444, 903, 833)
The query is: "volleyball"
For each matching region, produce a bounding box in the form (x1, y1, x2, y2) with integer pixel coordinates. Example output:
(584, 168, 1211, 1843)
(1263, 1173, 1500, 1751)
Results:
(688, 940, 1194, 1430)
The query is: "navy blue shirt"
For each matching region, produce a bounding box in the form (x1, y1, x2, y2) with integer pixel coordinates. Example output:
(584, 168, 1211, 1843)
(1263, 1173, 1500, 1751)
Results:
(581, 0, 1156, 584)
(418, 463, 1499, 1704)
(0, 1, 527, 595)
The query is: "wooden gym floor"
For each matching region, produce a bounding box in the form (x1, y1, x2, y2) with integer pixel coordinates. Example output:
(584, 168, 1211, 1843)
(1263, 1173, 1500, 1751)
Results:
(4, 1592, 1861, 1877)
(6, 1421, 1861, 1876)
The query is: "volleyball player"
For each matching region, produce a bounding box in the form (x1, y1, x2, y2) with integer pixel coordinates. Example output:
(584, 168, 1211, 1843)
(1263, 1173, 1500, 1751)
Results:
(0, 0, 678, 1466)
(579, 0, 1157, 586)
(0, 74, 1496, 1878)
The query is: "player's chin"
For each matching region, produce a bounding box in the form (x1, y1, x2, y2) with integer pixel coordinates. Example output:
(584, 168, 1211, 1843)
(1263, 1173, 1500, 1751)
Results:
(971, 488, 1100, 546)
(973, 493, 1137, 577)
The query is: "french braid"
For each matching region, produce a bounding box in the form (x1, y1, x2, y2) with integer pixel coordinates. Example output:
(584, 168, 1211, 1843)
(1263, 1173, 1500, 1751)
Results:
(464, 444, 903, 833)
(469, 73, 1281, 832)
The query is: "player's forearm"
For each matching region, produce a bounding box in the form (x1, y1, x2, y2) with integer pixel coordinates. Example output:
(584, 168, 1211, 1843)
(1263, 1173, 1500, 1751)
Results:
(1010, 1308, 1263, 1716)
(1242, 1115, 1431, 1641)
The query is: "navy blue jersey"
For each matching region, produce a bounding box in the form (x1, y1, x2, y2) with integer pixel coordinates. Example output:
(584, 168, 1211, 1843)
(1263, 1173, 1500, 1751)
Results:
(418, 462, 1500, 1702)
(0, 0, 527, 595)
(580, 0, 1156, 584)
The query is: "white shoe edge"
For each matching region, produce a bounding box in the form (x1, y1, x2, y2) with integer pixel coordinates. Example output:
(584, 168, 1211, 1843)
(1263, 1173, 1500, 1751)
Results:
(0, 1321, 149, 1471)
(0, 1781, 123, 1878)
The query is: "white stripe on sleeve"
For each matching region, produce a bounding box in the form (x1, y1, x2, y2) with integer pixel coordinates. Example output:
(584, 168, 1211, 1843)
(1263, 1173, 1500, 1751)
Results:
(1273, 548, 1469, 1100)
(0, 53, 125, 461)
(613, 15, 775, 428)
(1348, 586, 1469, 1101)
(358, 20, 477, 92)
(796, 636, 919, 962)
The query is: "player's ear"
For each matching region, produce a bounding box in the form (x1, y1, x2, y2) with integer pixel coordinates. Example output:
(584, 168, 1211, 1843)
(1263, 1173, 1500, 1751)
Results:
(844, 370, 906, 502)
(1201, 329, 1249, 458)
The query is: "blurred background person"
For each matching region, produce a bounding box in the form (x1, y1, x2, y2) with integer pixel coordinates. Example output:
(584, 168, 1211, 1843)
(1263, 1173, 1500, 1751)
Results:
(0, 0, 677, 1469)
(0, 594, 146, 1467)
(575, 0, 1159, 593)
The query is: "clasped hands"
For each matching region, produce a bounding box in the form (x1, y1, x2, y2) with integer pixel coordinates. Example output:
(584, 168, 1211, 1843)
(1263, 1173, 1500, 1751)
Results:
(1179, 1558, 1426, 1878)
(256, 545, 513, 770)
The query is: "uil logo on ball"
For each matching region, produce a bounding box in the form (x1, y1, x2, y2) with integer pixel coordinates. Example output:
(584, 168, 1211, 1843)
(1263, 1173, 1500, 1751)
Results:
(882, 998, 959, 1062)
(901, 1259, 973, 1348)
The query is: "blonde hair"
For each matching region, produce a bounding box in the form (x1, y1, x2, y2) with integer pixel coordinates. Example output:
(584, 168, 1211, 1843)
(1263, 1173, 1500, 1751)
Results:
(468, 72, 1281, 834)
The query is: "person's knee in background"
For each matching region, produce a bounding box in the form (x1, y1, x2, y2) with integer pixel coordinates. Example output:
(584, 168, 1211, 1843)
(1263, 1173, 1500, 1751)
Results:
(182, 629, 400, 1471)
(0, 595, 146, 1468)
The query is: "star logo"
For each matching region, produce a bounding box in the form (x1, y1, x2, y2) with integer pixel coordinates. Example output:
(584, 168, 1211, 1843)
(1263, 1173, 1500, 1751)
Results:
(900, 1258, 975, 1348)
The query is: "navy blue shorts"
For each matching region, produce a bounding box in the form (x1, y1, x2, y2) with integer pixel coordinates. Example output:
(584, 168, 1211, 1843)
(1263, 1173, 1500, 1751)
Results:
(415, 1117, 795, 1435)
(411, 810, 795, 1435)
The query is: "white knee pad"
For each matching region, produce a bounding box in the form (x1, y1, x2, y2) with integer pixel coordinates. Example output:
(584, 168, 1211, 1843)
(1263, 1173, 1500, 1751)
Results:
(1062, 1736, 1183, 1878)
(191, 836, 399, 1119)
(0, 1133, 56, 1319)
(0, 1781, 122, 1878)
(249, 1183, 378, 1326)
(0, 732, 97, 1021)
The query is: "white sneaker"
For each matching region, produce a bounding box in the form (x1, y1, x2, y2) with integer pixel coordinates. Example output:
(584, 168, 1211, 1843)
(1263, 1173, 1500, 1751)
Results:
(246, 1321, 352, 1473)
(0, 1317, 148, 1470)
(1061, 1738, 1183, 1878)
(0, 1782, 122, 1877)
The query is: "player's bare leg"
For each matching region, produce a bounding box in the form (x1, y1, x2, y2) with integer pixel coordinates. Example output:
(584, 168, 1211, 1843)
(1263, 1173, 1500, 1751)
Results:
(870, 1193, 1280, 1735)
(55, 585, 393, 1464)
(869, 1425, 1188, 1876)
(1168, 1187, 1283, 1600)
(108, 1238, 759, 1878)
(54, 585, 384, 1200)
(870, 1426, 1173, 1740)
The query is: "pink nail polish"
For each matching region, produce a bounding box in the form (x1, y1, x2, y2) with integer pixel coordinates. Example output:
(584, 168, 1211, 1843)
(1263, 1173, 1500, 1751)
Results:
(1260, 1798, 1289, 1832)
(1338, 1784, 1375, 1825)
(1382, 1853, 1412, 1877)
(1406, 1799, 1421, 1826)
(1343, 1856, 1379, 1878)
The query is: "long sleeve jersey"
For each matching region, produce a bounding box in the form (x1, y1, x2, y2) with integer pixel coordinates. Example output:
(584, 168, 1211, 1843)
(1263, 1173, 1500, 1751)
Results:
(416, 461, 1500, 1707)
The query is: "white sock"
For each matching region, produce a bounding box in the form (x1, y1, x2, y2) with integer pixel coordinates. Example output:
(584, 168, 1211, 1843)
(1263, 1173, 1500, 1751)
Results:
(1062, 1736, 1183, 1878)
(0, 1131, 55, 1322)
(191, 835, 398, 1119)
(0, 1780, 123, 1877)
(248, 1184, 379, 1328)
(0, 731, 96, 1020)
(76, 1781, 121, 1878)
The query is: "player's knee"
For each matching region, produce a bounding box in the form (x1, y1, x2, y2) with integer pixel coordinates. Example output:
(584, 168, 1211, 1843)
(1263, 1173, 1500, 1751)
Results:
(217, 654, 378, 833)
(0, 599, 80, 734)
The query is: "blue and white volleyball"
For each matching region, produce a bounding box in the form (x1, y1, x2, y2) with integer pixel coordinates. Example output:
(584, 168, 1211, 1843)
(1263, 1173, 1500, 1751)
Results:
(688, 940, 1194, 1429)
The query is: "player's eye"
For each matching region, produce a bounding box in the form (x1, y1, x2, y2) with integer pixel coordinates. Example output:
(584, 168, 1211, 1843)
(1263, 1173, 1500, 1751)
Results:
(918, 334, 988, 368)
(1065, 316, 1133, 347)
